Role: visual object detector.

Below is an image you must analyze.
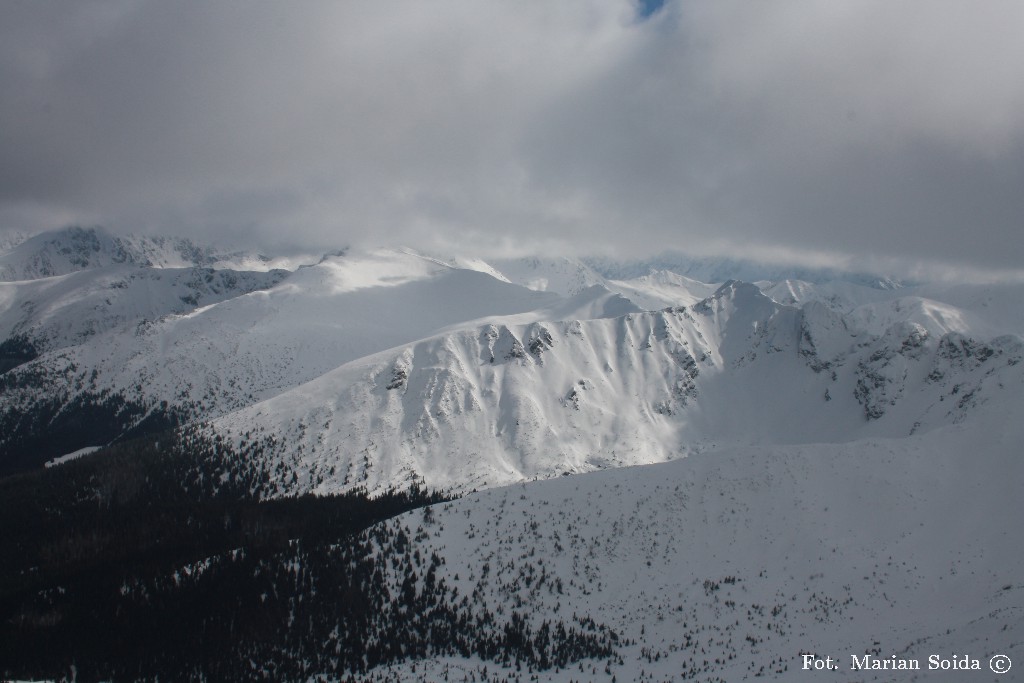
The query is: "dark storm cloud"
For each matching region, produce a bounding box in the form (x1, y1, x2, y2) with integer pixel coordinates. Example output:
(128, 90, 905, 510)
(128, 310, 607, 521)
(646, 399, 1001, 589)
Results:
(1, 0, 1023, 276)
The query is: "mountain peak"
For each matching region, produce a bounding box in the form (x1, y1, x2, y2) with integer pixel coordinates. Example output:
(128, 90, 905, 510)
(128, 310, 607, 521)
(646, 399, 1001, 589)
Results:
(0, 226, 276, 281)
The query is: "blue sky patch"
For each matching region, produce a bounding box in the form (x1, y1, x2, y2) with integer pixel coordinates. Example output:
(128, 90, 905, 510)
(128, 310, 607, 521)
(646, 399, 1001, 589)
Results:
(637, 0, 666, 20)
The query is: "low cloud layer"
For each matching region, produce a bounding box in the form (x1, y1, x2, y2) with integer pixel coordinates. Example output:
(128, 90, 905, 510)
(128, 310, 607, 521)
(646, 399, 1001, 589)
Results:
(2, 1, 1023, 274)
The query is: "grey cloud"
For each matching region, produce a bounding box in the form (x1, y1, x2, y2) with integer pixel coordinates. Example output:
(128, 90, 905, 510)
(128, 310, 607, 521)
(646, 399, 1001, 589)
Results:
(1, 0, 1023, 275)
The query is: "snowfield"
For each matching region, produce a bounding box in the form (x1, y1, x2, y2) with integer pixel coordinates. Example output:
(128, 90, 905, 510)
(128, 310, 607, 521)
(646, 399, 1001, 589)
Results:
(361, 409, 1023, 682)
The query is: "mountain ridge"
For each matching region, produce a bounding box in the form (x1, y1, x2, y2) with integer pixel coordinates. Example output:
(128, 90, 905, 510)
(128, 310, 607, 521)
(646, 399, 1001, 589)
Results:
(0, 229, 1021, 494)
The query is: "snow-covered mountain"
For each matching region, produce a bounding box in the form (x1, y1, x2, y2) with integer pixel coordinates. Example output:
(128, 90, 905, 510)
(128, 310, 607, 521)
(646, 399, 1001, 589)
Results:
(0, 263, 288, 357)
(0, 230, 30, 254)
(196, 276, 1022, 497)
(2, 227, 1022, 681)
(585, 251, 904, 290)
(1, 228, 1022, 491)
(1, 226, 213, 281)
(0, 225, 314, 280)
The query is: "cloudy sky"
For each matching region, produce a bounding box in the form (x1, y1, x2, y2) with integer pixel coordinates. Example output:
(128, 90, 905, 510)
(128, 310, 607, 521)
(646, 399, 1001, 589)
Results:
(1, 1, 1022, 275)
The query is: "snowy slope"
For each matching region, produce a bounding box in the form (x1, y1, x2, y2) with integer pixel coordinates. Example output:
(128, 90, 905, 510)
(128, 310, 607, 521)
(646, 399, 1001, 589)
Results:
(0, 247, 586, 466)
(360, 407, 1024, 682)
(2, 235, 1022, 496)
(586, 251, 903, 290)
(488, 256, 608, 296)
(606, 269, 717, 310)
(199, 277, 1024, 497)
(60, 248, 565, 411)
(0, 230, 30, 254)
(0, 226, 299, 281)
(1, 227, 193, 280)
(485, 255, 714, 310)
(765, 278, 1024, 338)
(0, 264, 287, 355)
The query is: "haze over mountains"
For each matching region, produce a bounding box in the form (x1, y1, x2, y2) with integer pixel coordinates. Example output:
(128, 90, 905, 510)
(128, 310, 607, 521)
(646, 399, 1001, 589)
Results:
(1, 226, 1021, 681)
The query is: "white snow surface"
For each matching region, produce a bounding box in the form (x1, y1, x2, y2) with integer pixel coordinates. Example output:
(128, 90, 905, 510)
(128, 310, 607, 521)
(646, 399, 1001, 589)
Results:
(4, 237, 1023, 497)
(0, 263, 287, 353)
(204, 272, 1024, 496)
(361, 409, 1023, 681)
(44, 446, 101, 468)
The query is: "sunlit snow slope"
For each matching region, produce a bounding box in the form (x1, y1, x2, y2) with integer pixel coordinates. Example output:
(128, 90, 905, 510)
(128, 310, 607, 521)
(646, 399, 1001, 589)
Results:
(2, 228, 1022, 498)
(203, 276, 1024, 496)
